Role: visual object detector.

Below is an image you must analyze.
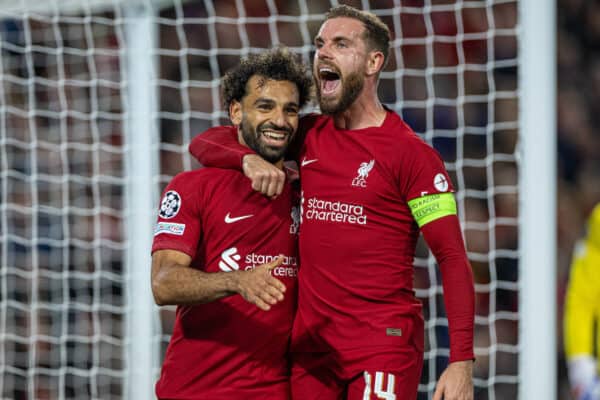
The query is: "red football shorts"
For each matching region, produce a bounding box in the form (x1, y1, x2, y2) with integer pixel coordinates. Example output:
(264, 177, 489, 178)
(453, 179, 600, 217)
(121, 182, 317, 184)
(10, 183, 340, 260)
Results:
(291, 347, 423, 400)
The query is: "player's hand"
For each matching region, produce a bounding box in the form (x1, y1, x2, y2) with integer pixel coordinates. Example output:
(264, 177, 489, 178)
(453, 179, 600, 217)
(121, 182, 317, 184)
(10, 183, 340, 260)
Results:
(242, 154, 285, 198)
(232, 255, 287, 311)
(433, 360, 473, 400)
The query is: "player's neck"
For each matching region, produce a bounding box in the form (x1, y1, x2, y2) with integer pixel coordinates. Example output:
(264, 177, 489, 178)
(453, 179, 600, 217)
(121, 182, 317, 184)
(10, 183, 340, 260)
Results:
(331, 93, 386, 130)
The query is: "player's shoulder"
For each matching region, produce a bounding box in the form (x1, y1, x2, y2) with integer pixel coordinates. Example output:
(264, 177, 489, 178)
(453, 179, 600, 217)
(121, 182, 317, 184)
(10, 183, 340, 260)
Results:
(167, 168, 241, 191)
(385, 110, 420, 140)
(168, 168, 209, 186)
(384, 110, 438, 155)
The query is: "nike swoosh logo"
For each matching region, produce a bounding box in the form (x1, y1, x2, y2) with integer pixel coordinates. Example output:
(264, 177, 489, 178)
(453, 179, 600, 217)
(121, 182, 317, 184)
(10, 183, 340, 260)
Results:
(301, 158, 318, 167)
(224, 213, 254, 223)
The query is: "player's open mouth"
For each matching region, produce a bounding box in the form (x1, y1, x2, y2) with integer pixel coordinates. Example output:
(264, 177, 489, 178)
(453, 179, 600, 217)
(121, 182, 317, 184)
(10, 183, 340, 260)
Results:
(319, 68, 341, 95)
(261, 129, 287, 146)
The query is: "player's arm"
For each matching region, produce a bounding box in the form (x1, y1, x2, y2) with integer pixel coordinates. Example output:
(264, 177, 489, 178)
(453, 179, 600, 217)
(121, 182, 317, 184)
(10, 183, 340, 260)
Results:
(409, 193, 475, 400)
(188, 117, 312, 197)
(189, 126, 284, 197)
(424, 214, 475, 400)
(188, 126, 253, 171)
(151, 249, 287, 311)
(151, 172, 286, 310)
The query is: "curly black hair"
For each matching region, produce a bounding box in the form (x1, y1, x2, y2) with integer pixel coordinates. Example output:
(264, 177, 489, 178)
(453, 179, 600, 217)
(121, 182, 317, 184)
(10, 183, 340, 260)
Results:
(222, 47, 312, 111)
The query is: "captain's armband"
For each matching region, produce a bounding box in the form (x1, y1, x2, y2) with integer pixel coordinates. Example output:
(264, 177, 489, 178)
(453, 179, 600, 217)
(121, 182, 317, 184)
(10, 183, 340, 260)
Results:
(408, 193, 457, 228)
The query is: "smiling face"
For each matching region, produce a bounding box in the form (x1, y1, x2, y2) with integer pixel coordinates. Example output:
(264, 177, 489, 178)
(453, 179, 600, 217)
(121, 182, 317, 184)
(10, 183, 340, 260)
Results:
(313, 17, 369, 114)
(230, 75, 300, 163)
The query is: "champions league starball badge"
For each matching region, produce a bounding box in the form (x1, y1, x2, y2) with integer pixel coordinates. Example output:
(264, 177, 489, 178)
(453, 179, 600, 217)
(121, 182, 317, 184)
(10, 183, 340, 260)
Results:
(159, 190, 181, 219)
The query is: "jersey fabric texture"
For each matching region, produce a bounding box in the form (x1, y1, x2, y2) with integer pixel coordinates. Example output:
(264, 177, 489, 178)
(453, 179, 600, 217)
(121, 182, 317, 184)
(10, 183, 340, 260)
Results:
(152, 167, 299, 400)
(188, 112, 475, 394)
(564, 204, 600, 374)
(292, 111, 461, 380)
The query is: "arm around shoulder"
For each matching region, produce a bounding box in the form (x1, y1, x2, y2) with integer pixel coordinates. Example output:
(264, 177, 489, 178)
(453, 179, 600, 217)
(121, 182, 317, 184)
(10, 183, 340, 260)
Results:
(188, 126, 252, 169)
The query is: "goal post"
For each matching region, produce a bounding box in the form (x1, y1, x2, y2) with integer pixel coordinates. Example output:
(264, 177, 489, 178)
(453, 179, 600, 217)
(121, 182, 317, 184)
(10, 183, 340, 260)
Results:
(122, 3, 159, 399)
(0, 1, 555, 399)
(0, 0, 168, 398)
(518, 0, 557, 398)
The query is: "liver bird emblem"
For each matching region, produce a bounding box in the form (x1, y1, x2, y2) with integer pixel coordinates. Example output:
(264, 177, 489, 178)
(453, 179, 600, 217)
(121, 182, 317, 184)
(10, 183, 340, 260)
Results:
(357, 160, 375, 178)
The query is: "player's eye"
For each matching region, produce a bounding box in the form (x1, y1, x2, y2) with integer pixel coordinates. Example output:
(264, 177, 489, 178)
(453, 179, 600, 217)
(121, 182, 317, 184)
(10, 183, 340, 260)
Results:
(257, 103, 273, 111)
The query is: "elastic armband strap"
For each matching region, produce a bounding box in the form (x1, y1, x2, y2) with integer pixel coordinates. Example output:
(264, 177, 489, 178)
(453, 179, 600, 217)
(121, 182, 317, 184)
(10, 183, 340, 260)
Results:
(408, 193, 457, 228)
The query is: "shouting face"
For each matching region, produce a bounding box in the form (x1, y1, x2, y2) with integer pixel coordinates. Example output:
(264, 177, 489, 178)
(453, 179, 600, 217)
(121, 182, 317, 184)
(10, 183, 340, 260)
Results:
(313, 17, 369, 114)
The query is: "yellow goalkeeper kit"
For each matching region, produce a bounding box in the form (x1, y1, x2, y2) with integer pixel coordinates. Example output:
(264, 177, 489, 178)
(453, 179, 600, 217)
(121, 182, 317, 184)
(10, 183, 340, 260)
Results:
(564, 203, 600, 399)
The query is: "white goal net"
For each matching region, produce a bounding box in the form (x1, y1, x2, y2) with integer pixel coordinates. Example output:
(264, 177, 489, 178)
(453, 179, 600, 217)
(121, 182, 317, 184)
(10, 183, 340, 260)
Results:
(0, 0, 523, 399)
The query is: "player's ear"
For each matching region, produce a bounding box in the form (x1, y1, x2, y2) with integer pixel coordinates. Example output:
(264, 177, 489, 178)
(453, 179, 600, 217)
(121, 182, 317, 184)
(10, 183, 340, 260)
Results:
(366, 50, 384, 76)
(229, 100, 242, 126)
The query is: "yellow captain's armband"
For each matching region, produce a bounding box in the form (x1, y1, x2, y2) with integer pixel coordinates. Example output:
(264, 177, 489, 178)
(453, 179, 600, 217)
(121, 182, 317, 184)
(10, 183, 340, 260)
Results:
(408, 193, 457, 228)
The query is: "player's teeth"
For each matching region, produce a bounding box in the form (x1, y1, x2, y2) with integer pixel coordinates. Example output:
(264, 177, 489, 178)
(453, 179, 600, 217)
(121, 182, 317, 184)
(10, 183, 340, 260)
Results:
(263, 131, 285, 139)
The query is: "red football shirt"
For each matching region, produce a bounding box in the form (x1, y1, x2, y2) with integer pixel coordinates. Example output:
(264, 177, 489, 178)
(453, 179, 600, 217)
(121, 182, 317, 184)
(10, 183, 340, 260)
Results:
(152, 168, 299, 399)
(291, 111, 457, 369)
(188, 114, 475, 372)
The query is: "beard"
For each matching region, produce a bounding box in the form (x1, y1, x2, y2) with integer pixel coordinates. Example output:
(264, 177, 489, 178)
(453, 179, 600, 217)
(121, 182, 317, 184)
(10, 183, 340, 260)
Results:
(316, 68, 365, 115)
(240, 118, 292, 163)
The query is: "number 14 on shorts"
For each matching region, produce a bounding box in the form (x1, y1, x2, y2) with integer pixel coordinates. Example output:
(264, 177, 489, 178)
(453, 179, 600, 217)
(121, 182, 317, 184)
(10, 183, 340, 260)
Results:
(363, 371, 396, 400)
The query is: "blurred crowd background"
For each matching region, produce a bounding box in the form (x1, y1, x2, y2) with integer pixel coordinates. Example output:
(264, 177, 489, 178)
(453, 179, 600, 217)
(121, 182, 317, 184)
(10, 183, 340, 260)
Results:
(0, 0, 596, 398)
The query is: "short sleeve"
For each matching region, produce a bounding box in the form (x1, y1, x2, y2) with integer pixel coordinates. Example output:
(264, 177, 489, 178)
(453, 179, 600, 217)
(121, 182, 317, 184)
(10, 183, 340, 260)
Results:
(151, 172, 203, 257)
(400, 138, 455, 202)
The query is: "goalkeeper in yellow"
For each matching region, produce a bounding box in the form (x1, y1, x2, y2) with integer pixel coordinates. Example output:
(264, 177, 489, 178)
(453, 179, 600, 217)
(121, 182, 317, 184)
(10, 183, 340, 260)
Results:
(564, 203, 600, 400)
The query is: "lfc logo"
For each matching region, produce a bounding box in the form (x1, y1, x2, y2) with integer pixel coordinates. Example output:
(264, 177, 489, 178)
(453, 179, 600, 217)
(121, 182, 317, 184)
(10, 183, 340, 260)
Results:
(351, 160, 375, 188)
